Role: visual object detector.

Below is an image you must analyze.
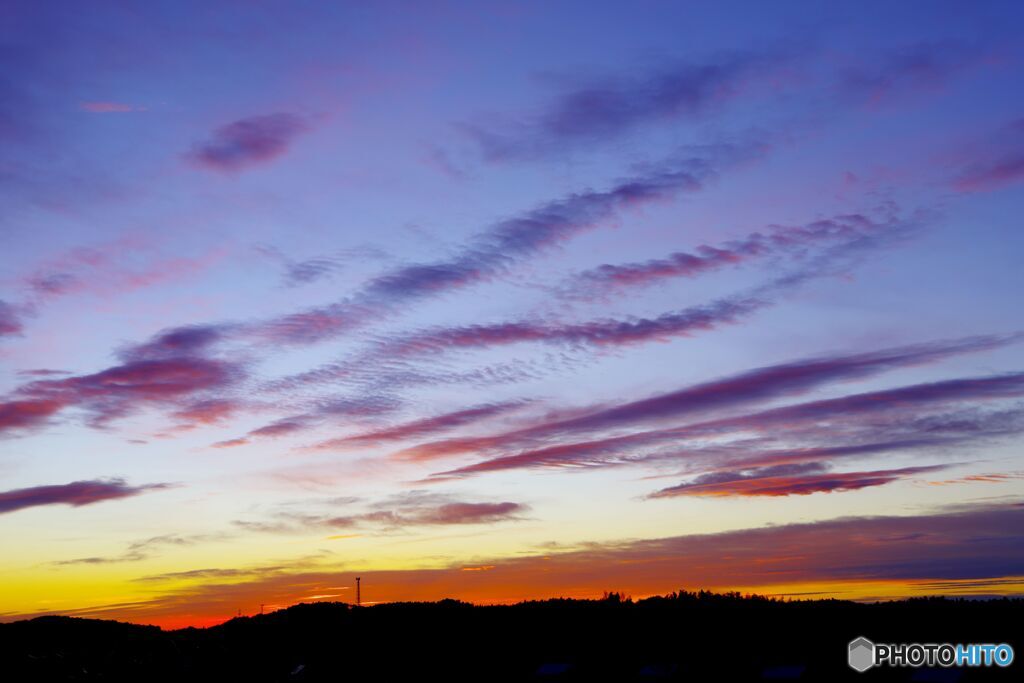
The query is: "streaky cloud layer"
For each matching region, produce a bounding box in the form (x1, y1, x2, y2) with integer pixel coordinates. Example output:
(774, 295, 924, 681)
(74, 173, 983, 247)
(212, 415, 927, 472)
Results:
(431, 371, 1024, 479)
(398, 333, 1020, 463)
(0, 479, 171, 515)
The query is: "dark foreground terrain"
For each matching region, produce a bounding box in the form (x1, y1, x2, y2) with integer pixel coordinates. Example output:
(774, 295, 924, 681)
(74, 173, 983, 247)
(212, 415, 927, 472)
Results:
(1, 591, 1020, 681)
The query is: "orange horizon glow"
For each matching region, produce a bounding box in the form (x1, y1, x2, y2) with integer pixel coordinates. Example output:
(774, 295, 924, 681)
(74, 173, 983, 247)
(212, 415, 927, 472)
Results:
(14, 574, 1023, 631)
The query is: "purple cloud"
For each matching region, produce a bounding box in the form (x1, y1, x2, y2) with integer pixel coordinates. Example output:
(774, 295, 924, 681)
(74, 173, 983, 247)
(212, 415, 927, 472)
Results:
(119, 324, 229, 362)
(951, 119, 1024, 193)
(0, 300, 23, 337)
(463, 49, 796, 160)
(235, 496, 527, 533)
(170, 399, 239, 428)
(284, 257, 342, 286)
(838, 41, 995, 107)
(211, 394, 404, 448)
(428, 371, 1024, 479)
(563, 213, 889, 299)
(15, 369, 71, 378)
(382, 296, 763, 357)
(312, 400, 529, 450)
(649, 463, 950, 498)
(187, 113, 308, 172)
(397, 334, 1019, 462)
(54, 533, 221, 566)
(460, 41, 990, 162)
(259, 143, 763, 345)
(329, 501, 526, 528)
(271, 203, 923, 397)
(684, 437, 968, 475)
(954, 152, 1024, 193)
(0, 399, 66, 433)
(1, 325, 245, 434)
(0, 478, 171, 515)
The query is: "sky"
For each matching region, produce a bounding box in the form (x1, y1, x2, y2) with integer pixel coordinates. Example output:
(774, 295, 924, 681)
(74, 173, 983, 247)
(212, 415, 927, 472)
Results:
(2, 0, 1024, 629)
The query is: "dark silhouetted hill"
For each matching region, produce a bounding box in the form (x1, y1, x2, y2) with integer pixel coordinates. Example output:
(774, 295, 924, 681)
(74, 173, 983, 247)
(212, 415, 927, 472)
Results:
(1, 590, 1020, 681)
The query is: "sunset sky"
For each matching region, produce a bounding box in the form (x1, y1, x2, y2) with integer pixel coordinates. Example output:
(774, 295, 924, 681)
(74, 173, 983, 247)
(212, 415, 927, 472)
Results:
(3, 1, 1024, 629)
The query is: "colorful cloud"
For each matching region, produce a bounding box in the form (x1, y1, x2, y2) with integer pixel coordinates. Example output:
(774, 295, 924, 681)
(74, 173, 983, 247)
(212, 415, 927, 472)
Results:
(0, 479, 171, 515)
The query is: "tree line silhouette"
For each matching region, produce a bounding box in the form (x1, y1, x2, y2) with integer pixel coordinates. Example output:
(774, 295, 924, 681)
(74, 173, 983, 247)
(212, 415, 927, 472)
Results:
(1, 589, 1020, 681)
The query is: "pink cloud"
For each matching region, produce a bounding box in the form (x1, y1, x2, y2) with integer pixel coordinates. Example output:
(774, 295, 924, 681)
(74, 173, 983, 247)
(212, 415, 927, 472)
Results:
(21, 237, 229, 306)
(1, 324, 245, 434)
(79, 101, 143, 113)
(0, 398, 66, 432)
(953, 153, 1024, 193)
